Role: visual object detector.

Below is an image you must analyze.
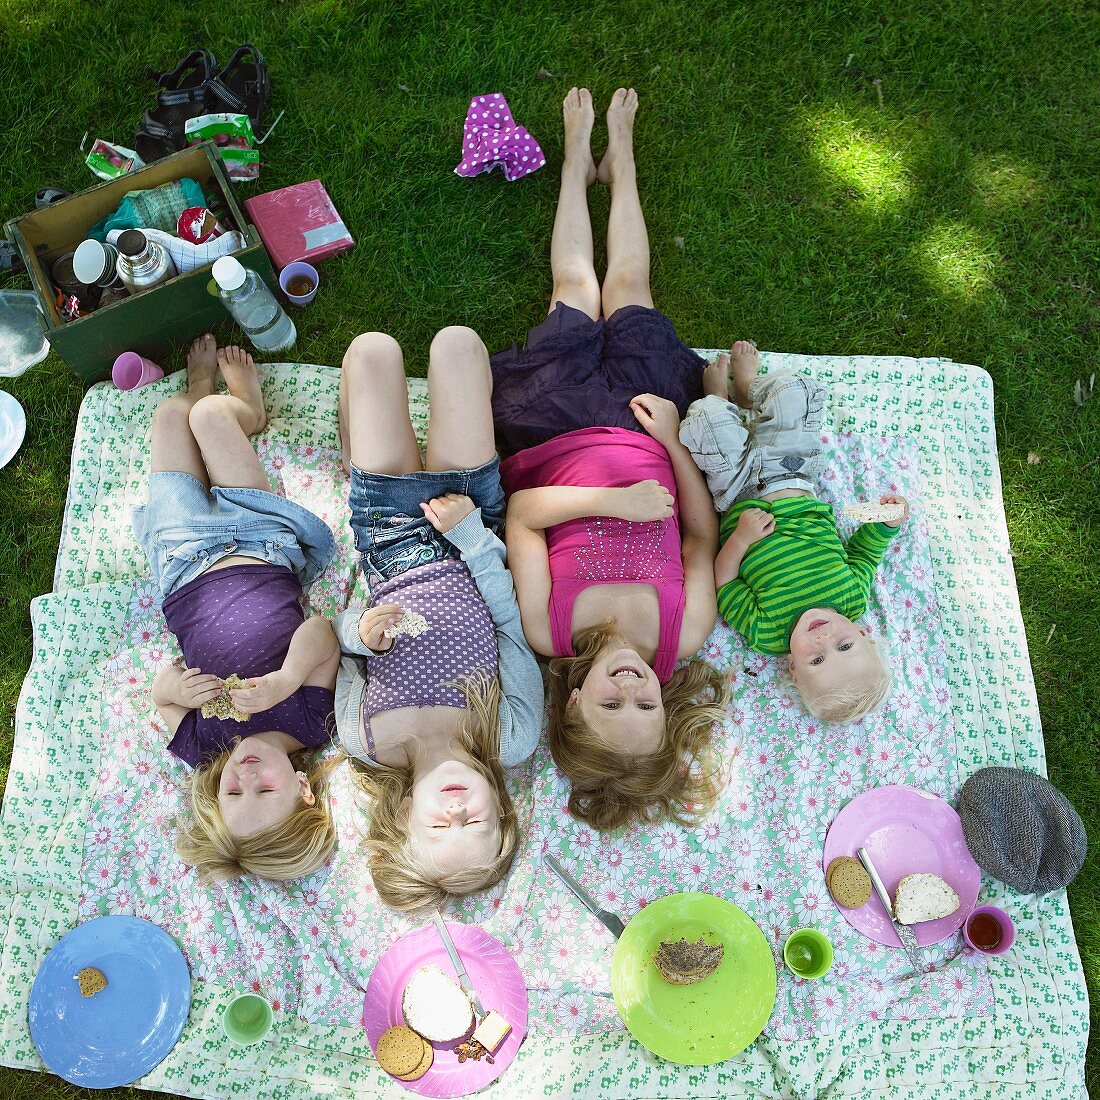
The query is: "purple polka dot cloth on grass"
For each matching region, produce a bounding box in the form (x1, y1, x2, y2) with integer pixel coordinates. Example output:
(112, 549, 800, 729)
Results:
(455, 93, 546, 181)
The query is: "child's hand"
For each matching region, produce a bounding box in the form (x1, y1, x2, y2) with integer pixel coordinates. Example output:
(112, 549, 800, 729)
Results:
(229, 669, 295, 714)
(420, 493, 476, 533)
(176, 667, 224, 709)
(358, 603, 404, 652)
(879, 493, 910, 528)
(629, 393, 682, 449)
(612, 479, 676, 522)
(734, 507, 776, 546)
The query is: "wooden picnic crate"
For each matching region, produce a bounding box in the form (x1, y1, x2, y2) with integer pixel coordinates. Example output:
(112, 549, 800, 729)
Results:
(4, 143, 276, 384)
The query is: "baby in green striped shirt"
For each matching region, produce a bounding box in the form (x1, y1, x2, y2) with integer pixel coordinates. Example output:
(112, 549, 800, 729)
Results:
(678, 342, 909, 723)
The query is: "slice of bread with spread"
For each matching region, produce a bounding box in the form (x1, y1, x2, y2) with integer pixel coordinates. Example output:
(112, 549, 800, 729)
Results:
(894, 873, 960, 924)
(401, 965, 473, 1042)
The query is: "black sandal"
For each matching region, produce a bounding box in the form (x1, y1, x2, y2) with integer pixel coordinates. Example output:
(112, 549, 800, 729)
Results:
(207, 44, 271, 127)
(134, 48, 217, 163)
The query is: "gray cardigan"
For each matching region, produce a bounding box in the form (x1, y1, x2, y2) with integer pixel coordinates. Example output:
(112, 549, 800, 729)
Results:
(334, 508, 543, 768)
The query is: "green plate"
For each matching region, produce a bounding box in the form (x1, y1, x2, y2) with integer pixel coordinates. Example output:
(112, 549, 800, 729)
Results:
(611, 892, 777, 1065)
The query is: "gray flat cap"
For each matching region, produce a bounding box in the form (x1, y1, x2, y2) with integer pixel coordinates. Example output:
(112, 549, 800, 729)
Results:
(958, 767, 1087, 894)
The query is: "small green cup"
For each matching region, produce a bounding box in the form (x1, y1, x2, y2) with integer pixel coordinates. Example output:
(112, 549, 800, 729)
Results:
(222, 993, 273, 1045)
(783, 928, 834, 980)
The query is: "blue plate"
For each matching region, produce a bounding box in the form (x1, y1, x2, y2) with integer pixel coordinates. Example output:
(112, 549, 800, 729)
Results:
(28, 915, 192, 1088)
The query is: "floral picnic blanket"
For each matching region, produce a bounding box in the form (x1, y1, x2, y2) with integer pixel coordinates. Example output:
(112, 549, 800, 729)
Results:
(0, 356, 1087, 1099)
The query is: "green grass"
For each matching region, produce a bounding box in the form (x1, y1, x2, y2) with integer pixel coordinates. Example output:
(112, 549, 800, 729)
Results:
(1, 1, 1097, 1095)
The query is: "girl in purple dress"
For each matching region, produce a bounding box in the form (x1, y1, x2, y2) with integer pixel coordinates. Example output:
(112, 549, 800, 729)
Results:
(135, 336, 341, 884)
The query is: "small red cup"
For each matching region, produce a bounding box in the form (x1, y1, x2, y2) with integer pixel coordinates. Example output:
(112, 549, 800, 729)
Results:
(963, 905, 1015, 956)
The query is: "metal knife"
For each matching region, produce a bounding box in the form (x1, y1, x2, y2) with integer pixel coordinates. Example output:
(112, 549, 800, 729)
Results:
(544, 853, 626, 939)
(857, 847, 924, 973)
(431, 910, 486, 1019)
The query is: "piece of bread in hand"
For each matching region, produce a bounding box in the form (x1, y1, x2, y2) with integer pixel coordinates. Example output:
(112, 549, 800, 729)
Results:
(842, 501, 906, 525)
(893, 873, 960, 924)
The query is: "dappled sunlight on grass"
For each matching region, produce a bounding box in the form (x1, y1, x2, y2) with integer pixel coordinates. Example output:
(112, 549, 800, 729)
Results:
(971, 154, 1045, 210)
(915, 220, 999, 300)
(801, 108, 912, 213)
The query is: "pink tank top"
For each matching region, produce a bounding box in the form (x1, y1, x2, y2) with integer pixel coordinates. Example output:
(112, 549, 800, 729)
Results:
(501, 427, 686, 683)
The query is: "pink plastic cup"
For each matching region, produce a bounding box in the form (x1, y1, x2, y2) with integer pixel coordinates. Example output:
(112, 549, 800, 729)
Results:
(112, 351, 164, 390)
(962, 905, 1015, 956)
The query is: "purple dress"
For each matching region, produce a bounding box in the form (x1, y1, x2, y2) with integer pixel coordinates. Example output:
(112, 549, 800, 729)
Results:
(162, 563, 335, 767)
(490, 301, 706, 456)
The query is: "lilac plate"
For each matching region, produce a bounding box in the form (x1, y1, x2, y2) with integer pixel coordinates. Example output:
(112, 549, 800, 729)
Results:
(364, 922, 527, 1097)
(823, 784, 981, 948)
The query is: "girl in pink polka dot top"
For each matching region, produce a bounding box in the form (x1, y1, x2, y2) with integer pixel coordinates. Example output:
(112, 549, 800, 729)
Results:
(333, 326, 543, 912)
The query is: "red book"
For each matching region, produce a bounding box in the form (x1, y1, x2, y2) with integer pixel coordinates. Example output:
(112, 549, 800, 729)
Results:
(243, 180, 355, 269)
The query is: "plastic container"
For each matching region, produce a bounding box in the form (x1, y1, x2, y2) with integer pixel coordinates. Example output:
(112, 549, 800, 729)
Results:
(211, 255, 296, 352)
(0, 290, 49, 377)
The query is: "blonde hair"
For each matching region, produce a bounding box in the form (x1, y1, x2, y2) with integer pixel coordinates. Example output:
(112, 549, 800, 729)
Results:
(349, 676, 521, 912)
(547, 624, 730, 832)
(176, 745, 337, 885)
(795, 639, 893, 723)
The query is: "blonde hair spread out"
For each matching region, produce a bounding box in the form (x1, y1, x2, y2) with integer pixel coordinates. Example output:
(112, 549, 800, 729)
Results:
(176, 747, 337, 885)
(349, 676, 521, 912)
(796, 640, 893, 724)
(547, 623, 730, 832)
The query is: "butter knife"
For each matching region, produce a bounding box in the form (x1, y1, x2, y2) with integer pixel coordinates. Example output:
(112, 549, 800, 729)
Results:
(431, 911, 486, 1020)
(856, 847, 923, 972)
(544, 853, 625, 939)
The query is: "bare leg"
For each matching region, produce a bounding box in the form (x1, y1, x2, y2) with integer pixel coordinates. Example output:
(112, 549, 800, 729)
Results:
(339, 332, 421, 475)
(598, 88, 654, 317)
(548, 87, 600, 320)
(188, 345, 271, 490)
(149, 333, 218, 482)
(425, 327, 496, 471)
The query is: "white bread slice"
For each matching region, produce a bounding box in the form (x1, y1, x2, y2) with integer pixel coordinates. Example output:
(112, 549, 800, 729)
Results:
(401, 964, 473, 1042)
(893, 873, 960, 925)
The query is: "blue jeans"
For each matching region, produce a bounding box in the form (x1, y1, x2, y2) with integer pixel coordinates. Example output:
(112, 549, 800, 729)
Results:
(133, 471, 337, 597)
(347, 456, 506, 582)
(678, 372, 828, 512)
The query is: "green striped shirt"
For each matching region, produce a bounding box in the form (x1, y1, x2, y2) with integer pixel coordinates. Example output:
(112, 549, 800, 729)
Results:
(717, 497, 898, 655)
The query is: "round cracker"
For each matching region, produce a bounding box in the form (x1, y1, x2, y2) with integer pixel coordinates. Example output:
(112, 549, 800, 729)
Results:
(377, 1025, 429, 1077)
(396, 1042, 435, 1082)
(826, 856, 872, 909)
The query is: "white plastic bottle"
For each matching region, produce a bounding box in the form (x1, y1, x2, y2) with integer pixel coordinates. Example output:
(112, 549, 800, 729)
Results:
(211, 256, 296, 353)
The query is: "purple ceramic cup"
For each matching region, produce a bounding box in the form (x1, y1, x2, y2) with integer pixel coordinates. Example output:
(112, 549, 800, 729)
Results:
(962, 905, 1015, 955)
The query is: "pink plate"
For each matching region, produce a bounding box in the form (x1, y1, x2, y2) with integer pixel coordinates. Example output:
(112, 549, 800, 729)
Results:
(823, 784, 981, 948)
(363, 922, 528, 1097)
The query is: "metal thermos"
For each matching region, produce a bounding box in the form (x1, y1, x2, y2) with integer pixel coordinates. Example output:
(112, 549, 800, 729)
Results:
(114, 229, 176, 294)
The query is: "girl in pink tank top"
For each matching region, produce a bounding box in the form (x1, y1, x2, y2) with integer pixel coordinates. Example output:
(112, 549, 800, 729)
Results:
(492, 89, 730, 833)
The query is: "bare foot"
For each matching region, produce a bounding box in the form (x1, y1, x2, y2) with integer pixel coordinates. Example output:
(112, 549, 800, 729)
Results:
(216, 344, 267, 434)
(728, 340, 760, 409)
(563, 87, 597, 186)
(703, 352, 731, 399)
(186, 333, 218, 398)
(597, 87, 638, 185)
